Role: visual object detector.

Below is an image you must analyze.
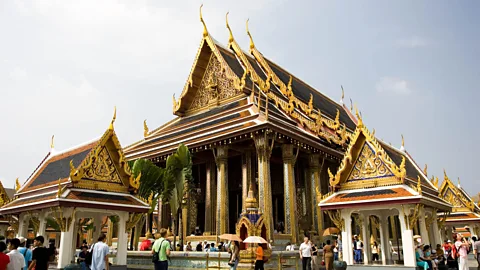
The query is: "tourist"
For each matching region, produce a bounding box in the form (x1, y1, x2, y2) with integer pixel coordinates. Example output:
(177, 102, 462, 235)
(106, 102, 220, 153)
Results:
(422, 245, 437, 270)
(7, 238, 26, 270)
(209, 243, 218, 252)
(204, 244, 210, 252)
(228, 241, 240, 270)
(299, 237, 312, 270)
(90, 234, 110, 270)
(185, 242, 192, 252)
(371, 241, 379, 262)
(0, 242, 10, 270)
(434, 244, 445, 266)
(17, 237, 31, 270)
(139, 238, 152, 251)
(218, 242, 224, 252)
(285, 242, 293, 251)
(311, 242, 318, 269)
(152, 228, 171, 270)
(202, 240, 208, 250)
(473, 236, 480, 267)
(195, 243, 202, 251)
(455, 234, 469, 270)
(353, 235, 363, 264)
(337, 235, 342, 261)
(254, 243, 264, 270)
(415, 244, 430, 270)
(28, 236, 49, 270)
(322, 240, 334, 270)
(78, 245, 88, 270)
(333, 240, 338, 261)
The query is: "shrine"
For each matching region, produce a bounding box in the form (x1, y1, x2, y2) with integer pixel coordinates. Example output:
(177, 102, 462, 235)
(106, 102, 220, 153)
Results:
(0, 110, 149, 268)
(318, 117, 452, 268)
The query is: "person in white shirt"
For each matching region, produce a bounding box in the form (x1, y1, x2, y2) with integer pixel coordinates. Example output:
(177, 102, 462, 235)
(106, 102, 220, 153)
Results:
(7, 238, 26, 270)
(90, 234, 110, 270)
(371, 241, 380, 261)
(286, 242, 294, 251)
(299, 237, 312, 270)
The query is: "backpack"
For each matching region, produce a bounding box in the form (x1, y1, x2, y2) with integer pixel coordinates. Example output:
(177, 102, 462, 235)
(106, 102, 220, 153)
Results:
(85, 244, 95, 265)
(451, 244, 458, 259)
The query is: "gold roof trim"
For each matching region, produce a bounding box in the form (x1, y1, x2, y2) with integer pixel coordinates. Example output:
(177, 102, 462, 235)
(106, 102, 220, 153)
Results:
(328, 121, 406, 190)
(0, 181, 10, 207)
(439, 170, 476, 212)
(15, 178, 21, 192)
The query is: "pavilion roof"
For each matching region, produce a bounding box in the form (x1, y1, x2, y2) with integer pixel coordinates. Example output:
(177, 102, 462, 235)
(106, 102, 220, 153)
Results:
(318, 118, 451, 211)
(124, 12, 357, 160)
(0, 109, 148, 215)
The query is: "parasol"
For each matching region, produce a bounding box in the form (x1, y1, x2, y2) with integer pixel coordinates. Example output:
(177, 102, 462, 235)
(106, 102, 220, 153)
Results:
(242, 236, 268, 244)
(219, 234, 243, 242)
(323, 227, 340, 236)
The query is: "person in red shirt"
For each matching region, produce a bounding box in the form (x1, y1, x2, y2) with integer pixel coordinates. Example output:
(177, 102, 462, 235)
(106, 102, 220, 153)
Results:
(139, 239, 151, 251)
(0, 242, 10, 270)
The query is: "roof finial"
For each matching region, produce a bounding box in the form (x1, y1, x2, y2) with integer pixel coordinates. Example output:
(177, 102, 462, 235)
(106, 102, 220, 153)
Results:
(400, 134, 405, 151)
(143, 119, 149, 138)
(371, 128, 376, 137)
(354, 104, 363, 127)
(423, 164, 428, 176)
(226, 12, 234, 44)
(340, 85, 345, 104)
(246, 19, 255, 50)
(50, 135, 55, 152)
(349, 98, 353, 112)
(200, 4, 208, 38)
(458, 177, 461, 187)
(15, 178, 21, 192)
(109, 106, 116, 130)
(417, 175, 422, 194)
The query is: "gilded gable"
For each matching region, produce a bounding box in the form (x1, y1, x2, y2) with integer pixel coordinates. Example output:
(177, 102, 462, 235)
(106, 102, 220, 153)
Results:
(188, 54, 242, 112)
(82, 146, 122, 184)
(347, 142, 394, 182)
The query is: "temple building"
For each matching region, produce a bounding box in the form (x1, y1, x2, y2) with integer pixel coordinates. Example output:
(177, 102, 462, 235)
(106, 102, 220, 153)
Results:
(439, 171, 480, 239)
(318, 120, 452, 267)
(0, 112, 149, 268)
(124, 9, 358, 246)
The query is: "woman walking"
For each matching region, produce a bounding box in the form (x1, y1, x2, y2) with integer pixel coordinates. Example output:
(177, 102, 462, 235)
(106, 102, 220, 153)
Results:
(455, 234, 469, 270)
(228, 241, 240, 270)
(371, 241, 380, 262)
(323, 240, 334, 270)
(254, 243, 264, 270)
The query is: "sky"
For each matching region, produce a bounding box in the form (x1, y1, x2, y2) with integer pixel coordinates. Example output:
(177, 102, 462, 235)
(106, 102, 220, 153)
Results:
(0, 1, 479, 196)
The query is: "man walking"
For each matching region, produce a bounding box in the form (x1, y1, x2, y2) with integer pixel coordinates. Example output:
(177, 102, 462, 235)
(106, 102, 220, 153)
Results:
(7, 238, 26, 270)
(28, 236, 49, 270)
(17, 237, 31, 270)
(353, 235, 363, 264)
(299, 237, 312, 270)
(90, 234, 110, 270)
(152, 228, 171, 270)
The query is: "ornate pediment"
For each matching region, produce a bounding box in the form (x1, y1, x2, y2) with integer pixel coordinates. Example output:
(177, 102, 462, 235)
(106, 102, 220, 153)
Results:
(81, 146, 122, 184)
(188, 55, 241, 111)
(443, 187, 463, 208)
(346, 142, 394, 182)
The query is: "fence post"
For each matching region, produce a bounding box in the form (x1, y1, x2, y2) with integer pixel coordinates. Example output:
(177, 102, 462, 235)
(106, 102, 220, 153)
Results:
(206, 252, 209, 269)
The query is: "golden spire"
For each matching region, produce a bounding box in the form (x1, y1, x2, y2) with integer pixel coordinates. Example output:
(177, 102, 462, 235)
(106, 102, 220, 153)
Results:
(15, 178, 21, 192)
(423, 164, 428, 176)
(200, 4, 208, 38)
(226, 12, 234, 44)
(109, 106, 116, 130)
(50, 135, 55, 149)
(417, 175, 422, 194)
(143, 120, 149, 137)
(349, 98, 353, 111)
(400, 134, 405, 151)
(246, 19, 255, 50)
(340, 85, 345, 104)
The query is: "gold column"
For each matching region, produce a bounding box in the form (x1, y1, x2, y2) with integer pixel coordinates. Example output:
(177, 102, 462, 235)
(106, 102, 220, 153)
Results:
(215, 146, 229, 235)
(309, 154, 323, 237)
(282, 144, 298, 244)
(242, 151, 252, 212)
(182, 204, 188, 243)
(205, 162, 216, 234)
(254, 133, 274, 241)
(106, 218, 113, 245)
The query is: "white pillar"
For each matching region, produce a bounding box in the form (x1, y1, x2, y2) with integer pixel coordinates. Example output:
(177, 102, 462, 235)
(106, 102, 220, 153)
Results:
(93, 215, 103, 241)
(418, 207, 430, 245)
(432, 218, 442, 247)
(341, 210, 353, 265)
(379, 214, 388, 265)
(398, 207, 415, 267)
(362, 215, 370, 264)
(58, 209, 76, 268)
(37, 211, 47, 237)
(16, 213, 27, 238)
(116, 212, 128, 265)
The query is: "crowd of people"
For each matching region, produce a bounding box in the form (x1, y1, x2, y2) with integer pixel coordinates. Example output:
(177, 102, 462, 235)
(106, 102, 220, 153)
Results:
(0, 236, 51, 270)
(416, 234, 480, 270)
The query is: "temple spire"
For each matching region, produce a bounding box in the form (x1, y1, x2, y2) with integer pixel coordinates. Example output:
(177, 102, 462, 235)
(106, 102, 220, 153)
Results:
(400, 134, 405, 151)
(226, 12, 234, 44)
(50, 135, 56, 154)
(246, 19, 255, 50)
(200, 4, 208, 38)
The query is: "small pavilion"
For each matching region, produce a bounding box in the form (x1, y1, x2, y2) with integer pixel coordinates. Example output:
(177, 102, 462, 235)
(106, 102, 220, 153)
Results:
(318, 116, 452, 268)
(0, 110, 149, 268)
(438, 172, 480, 240)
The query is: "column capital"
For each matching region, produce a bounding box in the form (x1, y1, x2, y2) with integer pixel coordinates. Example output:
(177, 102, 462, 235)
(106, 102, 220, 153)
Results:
(281, 144, 295, 162)
(254, 132, 275, 160)
(308, 153, 321, 168)
(213, 146, 228, 163)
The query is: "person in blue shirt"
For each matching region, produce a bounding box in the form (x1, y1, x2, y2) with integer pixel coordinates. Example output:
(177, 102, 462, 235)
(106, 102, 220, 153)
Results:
(17, 237, 32, 270)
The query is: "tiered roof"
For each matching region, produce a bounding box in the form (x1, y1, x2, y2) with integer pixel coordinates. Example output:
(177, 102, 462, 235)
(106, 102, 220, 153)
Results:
(0, 111, 149, 215)
(124, 8, 356, 161)
(319, 116, 451, 211)
(439, 172, 480, 224)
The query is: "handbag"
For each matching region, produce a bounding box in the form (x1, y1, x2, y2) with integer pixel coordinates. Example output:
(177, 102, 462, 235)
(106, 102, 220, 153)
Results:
(152, 240, 165, 262)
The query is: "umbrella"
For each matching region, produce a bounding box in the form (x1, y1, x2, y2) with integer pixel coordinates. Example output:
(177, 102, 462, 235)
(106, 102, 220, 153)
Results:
(242, 236, 268, 244)
(323, 227, 340, 236)
(219, 234, 243, 242)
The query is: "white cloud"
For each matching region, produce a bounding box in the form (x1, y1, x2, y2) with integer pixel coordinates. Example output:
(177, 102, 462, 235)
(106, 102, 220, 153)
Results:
(9, 67, 27, 81)
(376, 77, 412, 95)
(396, 36, 428, 48)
